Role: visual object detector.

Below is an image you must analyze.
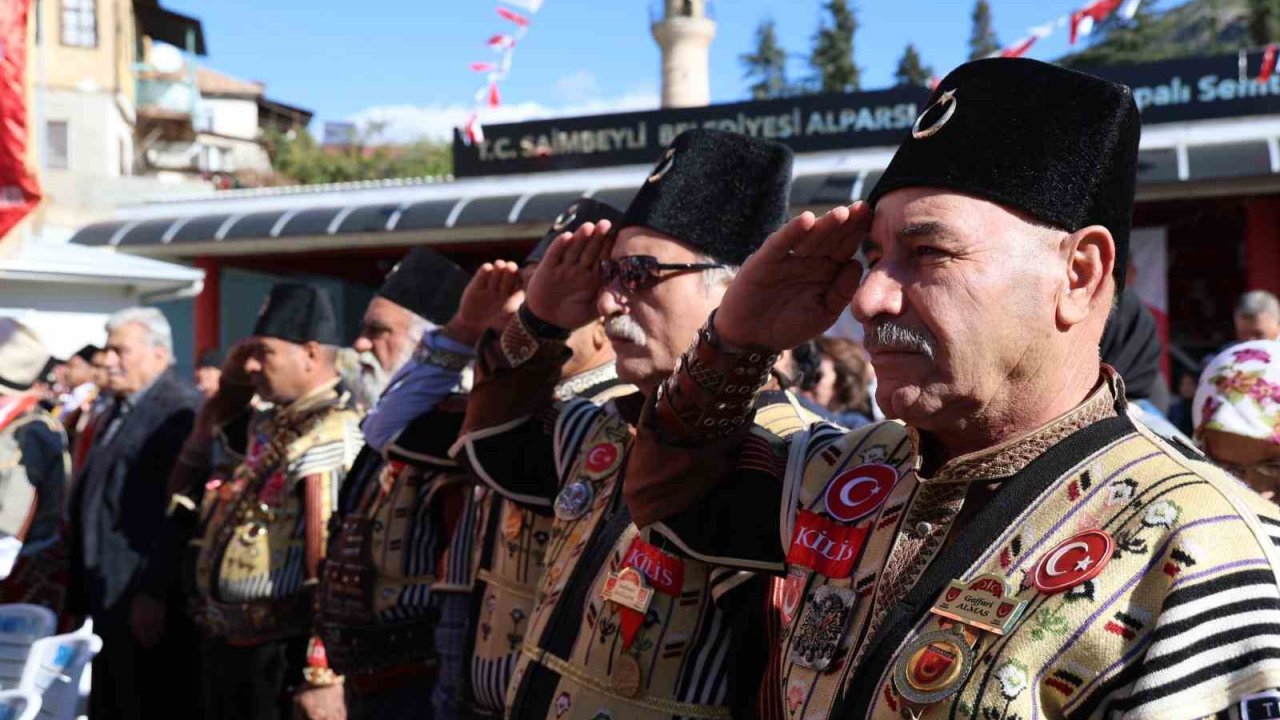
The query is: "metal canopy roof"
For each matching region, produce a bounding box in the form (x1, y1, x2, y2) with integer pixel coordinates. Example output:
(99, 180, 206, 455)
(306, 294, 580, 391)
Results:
(69, 121, 1280, 258)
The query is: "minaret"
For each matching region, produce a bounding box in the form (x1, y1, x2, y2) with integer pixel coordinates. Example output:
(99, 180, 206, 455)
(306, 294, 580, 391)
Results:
(651, 0, 716, 108)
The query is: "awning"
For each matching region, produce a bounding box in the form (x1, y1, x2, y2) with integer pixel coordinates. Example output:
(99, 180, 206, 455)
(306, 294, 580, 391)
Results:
(68, 139, 1280, 258)
(134, 4, 208, 56)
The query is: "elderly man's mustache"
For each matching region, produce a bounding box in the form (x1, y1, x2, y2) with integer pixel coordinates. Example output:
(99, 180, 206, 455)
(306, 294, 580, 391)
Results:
(865, 319, 937, 360)
(605, 315, 648, 347)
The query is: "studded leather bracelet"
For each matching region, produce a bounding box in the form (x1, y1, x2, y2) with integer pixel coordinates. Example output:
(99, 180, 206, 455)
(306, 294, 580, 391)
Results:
(652, 311, 779, 445)
(500, 304, 569, 367)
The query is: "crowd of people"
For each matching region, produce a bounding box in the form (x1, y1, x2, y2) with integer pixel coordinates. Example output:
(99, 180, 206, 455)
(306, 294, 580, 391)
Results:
(2, 57, 1280, 720)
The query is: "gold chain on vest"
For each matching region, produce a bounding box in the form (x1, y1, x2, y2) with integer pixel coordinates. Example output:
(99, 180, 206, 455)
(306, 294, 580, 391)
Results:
(520, 645, 732, 719)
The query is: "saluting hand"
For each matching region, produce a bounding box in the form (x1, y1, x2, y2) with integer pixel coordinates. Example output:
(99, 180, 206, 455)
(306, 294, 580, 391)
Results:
(714, 203, 870, 352)
(444, 260, 523, 347)
(525, 219, 614, 332)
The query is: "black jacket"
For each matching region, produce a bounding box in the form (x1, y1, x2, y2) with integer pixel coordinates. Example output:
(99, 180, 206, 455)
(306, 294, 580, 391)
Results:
(69, 370, 201, 618)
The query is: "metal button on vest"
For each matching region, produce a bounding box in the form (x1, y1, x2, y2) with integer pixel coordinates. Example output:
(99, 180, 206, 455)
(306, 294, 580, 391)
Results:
(914, 521, 934, 538)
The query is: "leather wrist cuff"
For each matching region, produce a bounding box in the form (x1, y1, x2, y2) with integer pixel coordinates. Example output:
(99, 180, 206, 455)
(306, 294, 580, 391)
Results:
(652, 310, 779, 446)
(501, 304, 567, 367)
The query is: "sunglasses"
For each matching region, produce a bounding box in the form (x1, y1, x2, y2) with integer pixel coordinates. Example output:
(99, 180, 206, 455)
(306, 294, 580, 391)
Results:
(600, 255, 726, 292)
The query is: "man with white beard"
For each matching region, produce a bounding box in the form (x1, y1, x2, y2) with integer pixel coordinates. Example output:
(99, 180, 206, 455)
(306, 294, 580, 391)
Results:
(346, 248, 469, 411)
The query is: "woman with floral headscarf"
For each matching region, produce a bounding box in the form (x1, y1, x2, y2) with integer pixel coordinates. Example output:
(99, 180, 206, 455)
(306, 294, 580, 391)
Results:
(1194, 339, 1280, 499)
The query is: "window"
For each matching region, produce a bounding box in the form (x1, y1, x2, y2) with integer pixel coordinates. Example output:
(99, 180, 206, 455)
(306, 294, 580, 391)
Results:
(60, 0, 97, 48)
(46, 121, 69, 170)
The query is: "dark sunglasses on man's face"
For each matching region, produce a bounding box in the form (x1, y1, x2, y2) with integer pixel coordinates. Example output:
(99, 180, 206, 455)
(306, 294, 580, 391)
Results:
(599, 255, 726, 292)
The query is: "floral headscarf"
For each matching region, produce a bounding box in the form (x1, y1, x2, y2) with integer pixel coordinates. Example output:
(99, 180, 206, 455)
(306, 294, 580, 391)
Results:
(1193, 340, 1280, 445)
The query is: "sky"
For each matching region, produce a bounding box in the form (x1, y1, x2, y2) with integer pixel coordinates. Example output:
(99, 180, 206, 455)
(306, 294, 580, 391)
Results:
(162, 0, 1180, 143)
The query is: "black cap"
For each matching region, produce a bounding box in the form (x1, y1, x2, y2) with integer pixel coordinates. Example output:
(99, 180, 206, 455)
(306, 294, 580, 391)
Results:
(377, 248, 469, 325)
(621, 129, 794, 266)
(253, 283, 342, 345)
(868, 57, 1140, 289)
(525, 198, 624, 266)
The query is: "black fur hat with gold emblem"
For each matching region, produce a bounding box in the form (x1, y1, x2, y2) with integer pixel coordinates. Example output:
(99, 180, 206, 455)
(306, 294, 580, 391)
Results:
(621, 128, 794, 267)
(869, 57, 1140, 288)
(525, 198, 623, 265)
(377, 247, 469, 325)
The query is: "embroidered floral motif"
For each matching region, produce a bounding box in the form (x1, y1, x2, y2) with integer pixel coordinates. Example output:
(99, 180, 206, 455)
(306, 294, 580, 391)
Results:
(1142, 500, 1180, 528)
(1028, 604, 1069, 641)
(996, 660, 1028, 699)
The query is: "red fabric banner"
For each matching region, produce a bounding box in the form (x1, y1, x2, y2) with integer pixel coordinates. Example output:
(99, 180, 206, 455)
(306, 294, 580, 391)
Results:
(0, 0, 39, 241)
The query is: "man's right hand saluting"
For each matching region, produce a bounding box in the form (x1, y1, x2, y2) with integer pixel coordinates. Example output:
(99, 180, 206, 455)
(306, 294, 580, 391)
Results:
(714, 203, 870, 352)
(525, 219, 614, 332)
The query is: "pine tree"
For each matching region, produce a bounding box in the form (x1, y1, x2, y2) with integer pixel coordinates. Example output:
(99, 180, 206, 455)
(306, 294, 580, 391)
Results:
(1248, 0, 1280, 45)
(969, 0, 1001, 60)
(809, 0, 860, 93)
(741, 19, 790, 100)
(894, 44, 933, 87)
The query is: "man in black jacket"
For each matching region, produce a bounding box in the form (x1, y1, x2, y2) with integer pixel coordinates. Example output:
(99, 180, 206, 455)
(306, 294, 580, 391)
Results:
(69, 306, 202, 720)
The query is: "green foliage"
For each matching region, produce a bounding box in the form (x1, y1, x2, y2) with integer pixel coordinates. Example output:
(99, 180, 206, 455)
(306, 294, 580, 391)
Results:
(261, 128, 452, 186)
(894, 43, 933, 86)
(1248, 0, 1280, 43)
(809, 0, 861, 92)
(1059, 0, 1261, 69)
(969, 0, 1001, 60)
(741, 19, 792, 99)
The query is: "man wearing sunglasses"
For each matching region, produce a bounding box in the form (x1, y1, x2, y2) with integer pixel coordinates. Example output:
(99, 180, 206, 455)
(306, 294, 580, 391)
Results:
(453, 128, 810, 719)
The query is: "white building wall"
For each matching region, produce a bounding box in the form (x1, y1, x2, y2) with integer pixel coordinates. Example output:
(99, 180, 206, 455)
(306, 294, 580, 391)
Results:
(201, 96, 260, 140)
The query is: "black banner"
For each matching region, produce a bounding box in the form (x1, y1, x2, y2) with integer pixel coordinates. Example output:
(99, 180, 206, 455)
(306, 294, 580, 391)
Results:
(453, 51, 1280, 177)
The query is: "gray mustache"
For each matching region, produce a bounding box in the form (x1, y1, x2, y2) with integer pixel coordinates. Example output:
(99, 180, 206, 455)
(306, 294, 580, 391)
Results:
(865, 319, 937, 360)
(605, 316, 648, 346)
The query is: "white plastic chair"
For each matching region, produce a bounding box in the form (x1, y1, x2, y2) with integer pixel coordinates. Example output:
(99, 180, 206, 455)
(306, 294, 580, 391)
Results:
(19, 625, 100, 720)
(0, 688, 41, 720)
(0, 607, 55, 691)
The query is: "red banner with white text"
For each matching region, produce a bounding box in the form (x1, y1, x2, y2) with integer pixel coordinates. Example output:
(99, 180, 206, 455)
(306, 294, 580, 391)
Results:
(0, 0, 40, 241)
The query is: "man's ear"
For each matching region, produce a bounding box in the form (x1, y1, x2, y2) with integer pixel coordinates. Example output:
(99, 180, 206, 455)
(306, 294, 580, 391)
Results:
(1056, 225, 1115, 329)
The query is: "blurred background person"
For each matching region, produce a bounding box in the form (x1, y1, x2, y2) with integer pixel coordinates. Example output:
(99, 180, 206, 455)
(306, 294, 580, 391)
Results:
(57, 344, 100, 420)
(1234, 290, 1280, 343)
(0, 319, 71, 616)
(1194, 339, 1280, 501)
(194, 349, 224, 400)
(1168, 369, 1200, 437)
(68, 307, 203, 720)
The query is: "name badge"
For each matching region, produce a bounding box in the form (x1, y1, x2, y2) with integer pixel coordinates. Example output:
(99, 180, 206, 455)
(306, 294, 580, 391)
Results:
(601, 567, 654, 616)
(786, 510, 867, 579)
(930, 573, 1027, 636)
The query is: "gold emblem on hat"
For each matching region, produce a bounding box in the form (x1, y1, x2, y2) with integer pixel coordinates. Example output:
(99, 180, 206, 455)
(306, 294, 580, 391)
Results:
(648, 148, 676, 183)
(553, 203, 579, 231)
(912, 89, 958, 140)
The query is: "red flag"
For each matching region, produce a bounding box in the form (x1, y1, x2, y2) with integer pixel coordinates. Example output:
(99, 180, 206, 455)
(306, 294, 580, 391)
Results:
(0, 0, 41, 241)
(488, 82, 501, 108)
(464, 114, 485, 145)
(488, 34, 516, 49)
(470, 62, 497, 72)
(1261, 43, 1279, 83)
(1002, 35, 1039, 58)
(1070, 0, 1122, 45)
(497, 6, 530, 27)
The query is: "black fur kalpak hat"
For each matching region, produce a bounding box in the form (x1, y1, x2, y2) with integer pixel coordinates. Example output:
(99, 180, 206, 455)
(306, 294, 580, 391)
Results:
(377, 247, 469, 325)
(525, 198, 623, 266)
(868, 57, 1140, 289)
(621, 128, 794, 267)
(253, 283, 342, 346)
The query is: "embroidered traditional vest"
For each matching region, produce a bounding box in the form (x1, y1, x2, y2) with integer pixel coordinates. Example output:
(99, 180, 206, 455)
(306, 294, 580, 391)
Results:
(467, 365, 633, 714)
(768, 376, 1280, 720)
(192, 387, 359, 643)
(509, 395, 811, 720)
